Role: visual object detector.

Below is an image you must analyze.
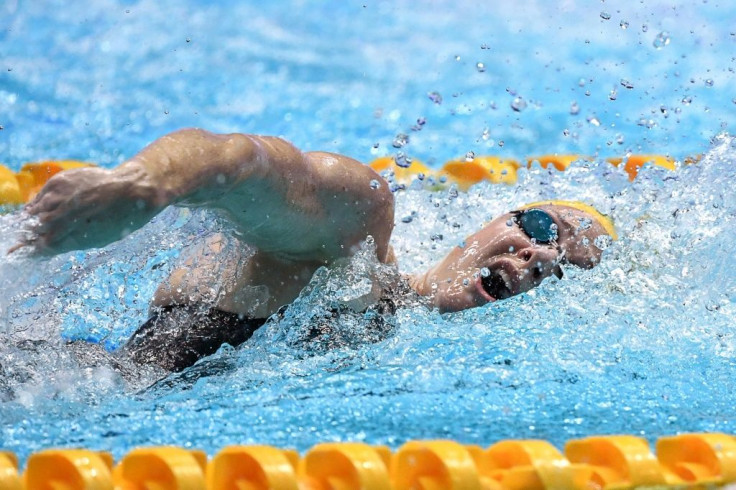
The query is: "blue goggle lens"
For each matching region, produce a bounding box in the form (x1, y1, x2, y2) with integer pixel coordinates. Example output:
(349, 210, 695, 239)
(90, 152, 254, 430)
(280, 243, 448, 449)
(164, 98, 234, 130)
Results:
(518, 208, 557, 243)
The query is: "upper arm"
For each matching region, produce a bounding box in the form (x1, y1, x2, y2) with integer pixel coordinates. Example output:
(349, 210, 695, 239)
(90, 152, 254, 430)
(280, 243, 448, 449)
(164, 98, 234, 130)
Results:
(122, 128, 394, 263)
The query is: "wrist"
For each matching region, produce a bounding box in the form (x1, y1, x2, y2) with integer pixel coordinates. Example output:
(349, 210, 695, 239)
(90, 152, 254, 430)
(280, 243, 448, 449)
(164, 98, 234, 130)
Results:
(112, 161, 168, 209)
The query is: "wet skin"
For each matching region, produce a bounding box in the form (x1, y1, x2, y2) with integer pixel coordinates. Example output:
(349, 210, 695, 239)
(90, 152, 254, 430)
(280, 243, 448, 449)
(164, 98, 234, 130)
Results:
(410, 204, 610, 312)
(13, 129, 611, 317)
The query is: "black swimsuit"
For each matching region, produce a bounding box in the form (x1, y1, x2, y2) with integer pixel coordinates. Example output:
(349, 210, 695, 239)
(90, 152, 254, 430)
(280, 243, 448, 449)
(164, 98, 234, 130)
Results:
(122, 277, 421, 372)
(122, 305, 265, 372)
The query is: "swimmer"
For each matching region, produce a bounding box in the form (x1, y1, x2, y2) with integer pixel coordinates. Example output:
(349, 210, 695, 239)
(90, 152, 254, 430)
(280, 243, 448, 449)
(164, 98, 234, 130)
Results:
(11, 129, 615, 371)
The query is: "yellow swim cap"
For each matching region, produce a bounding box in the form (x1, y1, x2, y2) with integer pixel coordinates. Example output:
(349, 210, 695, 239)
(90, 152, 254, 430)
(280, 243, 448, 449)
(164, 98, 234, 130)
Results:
(520, 200, 618, 240)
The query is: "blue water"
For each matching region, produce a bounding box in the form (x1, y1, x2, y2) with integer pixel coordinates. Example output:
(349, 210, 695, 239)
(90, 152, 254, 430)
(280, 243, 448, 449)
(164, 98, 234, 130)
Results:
(1, 0, 736, 462)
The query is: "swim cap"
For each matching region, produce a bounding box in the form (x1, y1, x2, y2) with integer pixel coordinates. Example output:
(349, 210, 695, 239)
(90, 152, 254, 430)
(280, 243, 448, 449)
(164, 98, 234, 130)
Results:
(519, 200, 618, 240)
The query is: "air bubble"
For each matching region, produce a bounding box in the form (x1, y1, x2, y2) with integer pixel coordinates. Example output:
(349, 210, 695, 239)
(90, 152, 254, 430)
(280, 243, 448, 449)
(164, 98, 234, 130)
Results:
(369, 179, 380, 190)
(609, 89, 618, 101)
(681, 96, 693, 105)
(480, 43, 490, 50)
(620, 79, 634, 89)
(653, 31, 670, 49)
(480, 267, 491, 278)
(705, 79, 714, 87)
(465, 151, 475, 162)
(620, 20, 629, 29)
(508, 246, 515, 252)
(570, 101, 580, 115)
(600, 11, 611, 20)
(587, 116, 601, 127)
(476, 62, 486, 72)
(462, 279, 470, 286)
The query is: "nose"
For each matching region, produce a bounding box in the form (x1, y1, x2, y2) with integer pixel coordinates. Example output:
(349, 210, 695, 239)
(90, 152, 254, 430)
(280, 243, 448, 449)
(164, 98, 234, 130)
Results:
(516, 246, 559, 284)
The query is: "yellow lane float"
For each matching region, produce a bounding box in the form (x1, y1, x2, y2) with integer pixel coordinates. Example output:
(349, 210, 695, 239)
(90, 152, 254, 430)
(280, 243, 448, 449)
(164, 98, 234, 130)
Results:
(4, 434, 736, 489)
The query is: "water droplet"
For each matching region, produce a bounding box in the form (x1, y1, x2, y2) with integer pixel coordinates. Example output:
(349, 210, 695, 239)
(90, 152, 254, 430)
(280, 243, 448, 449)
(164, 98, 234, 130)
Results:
(616, 134, 625, 144)
(510, 97, 527, 112)
(394, 152, 412, 168)
(609, 89, 618, 101)
(392, 133, 409, 148)
(498, 140, 504, 147)
(705, 79, 714, 87)
(163, 110, 169, 115)
(462, 278, 470, 286)
(508, 246, 515, 253)
(427, 91, 443, 104)
(401, 215, 413, 223)
(476, 62, 486, 72)
(570, 101, 580, 115)
(563, 129, 570, 136)
(372, 142, 380, 148)
(642, 24, 649, 32)
(125, 9, 130, 13)
(587, 115, 601, 127)
(578, 78, 586, 87)
(594, 235, 612, 250)
(620, 79, 634, 89)
(0, 125, 3, 130)
(480, 267, 491, 278)
(600, 11, 611, 20)
(410, 117, 426, 131)
(481, 128, 491, 140)
(186, 38, 191, 43)
(454, 55, 461, 61)
(506, 219, 514, 227)
(653, 31, 670, 49)
(681, 96, 693, 105)
(480, 43, 490, 50)
(465, 151, 475, 162)
(620, 20, 629, 29)
(732, 98, 736, 105)
(369, 179, 380, 189)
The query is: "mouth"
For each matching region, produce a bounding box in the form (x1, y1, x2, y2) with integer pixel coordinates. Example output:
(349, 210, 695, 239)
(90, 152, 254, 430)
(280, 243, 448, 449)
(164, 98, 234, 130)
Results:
(479, 268, 515, 301)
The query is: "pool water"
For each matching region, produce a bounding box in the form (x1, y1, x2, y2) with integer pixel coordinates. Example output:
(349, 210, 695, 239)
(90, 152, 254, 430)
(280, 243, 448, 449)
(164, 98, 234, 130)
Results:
(1, 0, 736, 462)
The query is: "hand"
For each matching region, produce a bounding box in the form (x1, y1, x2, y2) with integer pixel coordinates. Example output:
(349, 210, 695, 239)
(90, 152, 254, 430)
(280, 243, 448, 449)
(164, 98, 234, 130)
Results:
(10, 166, 148, 255)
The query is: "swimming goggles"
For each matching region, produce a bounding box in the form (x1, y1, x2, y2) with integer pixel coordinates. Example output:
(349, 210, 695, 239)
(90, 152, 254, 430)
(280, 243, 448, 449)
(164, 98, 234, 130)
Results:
(512, 208, 558, 244)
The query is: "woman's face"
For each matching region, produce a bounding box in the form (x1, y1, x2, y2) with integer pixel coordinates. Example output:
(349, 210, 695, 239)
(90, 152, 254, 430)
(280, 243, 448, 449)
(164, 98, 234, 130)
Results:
(413, 204, 611, 312)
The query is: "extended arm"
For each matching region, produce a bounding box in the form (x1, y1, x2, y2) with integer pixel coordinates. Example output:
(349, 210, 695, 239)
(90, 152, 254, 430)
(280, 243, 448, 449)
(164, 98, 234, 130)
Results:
(18, 129, 395, 262)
